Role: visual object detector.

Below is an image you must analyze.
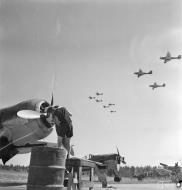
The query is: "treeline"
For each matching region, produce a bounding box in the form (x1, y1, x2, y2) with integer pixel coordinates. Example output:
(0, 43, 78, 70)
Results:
(0, 164, 28, 172)
(108, 165, 165, 178)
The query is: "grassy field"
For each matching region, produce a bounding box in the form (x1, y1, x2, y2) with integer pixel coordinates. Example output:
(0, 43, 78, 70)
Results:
(0, 170, 27, 186)
(0, 169, 172, 187)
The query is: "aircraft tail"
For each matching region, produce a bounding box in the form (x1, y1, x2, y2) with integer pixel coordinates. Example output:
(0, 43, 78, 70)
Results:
(148, 70, 152, 74)
(162, 83, 166, 87)
(178, 55, 181, 59)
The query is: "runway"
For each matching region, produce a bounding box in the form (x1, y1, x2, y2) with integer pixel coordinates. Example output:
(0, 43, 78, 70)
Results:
(0, 183, 177, 190)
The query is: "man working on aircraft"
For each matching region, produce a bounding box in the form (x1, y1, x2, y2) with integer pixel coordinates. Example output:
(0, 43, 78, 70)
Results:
(46, 107, 73, 157)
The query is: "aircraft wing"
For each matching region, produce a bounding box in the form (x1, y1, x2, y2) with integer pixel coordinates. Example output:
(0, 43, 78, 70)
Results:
(68, 156, 107, 169)
(15, 141, 57, 154)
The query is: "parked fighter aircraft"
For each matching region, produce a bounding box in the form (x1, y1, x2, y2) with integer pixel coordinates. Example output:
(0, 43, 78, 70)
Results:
(0, 96, 73, 164)
(149, 82, 166, 90)
(88, 147, 126, 183)
(65, 147, 126, 187)
(158, 162, 182, 187)
(160, 51, 181, 63)
(88, 96, 95, 99)
(110, 110, 116, 113)
(134, 69, 152, 78)
(96, 92, 103, 96)
(96, 99, 103, 102)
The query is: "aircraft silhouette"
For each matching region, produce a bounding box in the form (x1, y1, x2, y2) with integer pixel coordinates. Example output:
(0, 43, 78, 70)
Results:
(0, 94, 73, 164)
(96, 99, 103, 102)
(103, 105, 109, 108)
(160, 51, 181, 63)
(108, 103, 115, 106)
(149, 82, 166, 90)
(96, 92, 103, 96)
(110, 110, 116, 113)
(134, 69, 152, 78)
(88, 96, 95, 99)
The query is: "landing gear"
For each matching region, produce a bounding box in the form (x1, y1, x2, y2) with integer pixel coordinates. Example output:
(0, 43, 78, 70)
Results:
(114, 176, 121, 182)
(176, 181, 182, 188)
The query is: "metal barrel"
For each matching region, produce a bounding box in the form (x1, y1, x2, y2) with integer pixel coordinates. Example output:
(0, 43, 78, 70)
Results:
(27, 146, 67, 190)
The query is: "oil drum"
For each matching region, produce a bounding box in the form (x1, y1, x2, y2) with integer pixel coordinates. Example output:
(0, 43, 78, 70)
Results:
(27, 146, 67, 190)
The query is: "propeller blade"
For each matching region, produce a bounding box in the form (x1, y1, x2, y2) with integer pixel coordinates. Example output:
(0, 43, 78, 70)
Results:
(116, 146, 120, 156)
(17, 110, 45, 119)
(51, 92, 54, 106)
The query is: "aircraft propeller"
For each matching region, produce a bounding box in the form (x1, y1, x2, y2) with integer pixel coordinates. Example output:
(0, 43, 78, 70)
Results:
(116, 146, 126, 171)
(17, 91, 56, 120)
(51, 92, 54, 106)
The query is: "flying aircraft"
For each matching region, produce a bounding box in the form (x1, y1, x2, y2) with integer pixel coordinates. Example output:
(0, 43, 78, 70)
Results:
(103, 105, 109, 108)
(0, 95, 73, 164)
(160, 51, 181, 63)
(108, 103, 115, 106)
(88, 96, 95, 100)
(96, 92, 103, 96)
(95, 99, 103, 103)
(134, 69, 152, 78)
(110, 110, 116, 113)
(149, 82, 166, 90)
(88, 147, 126, 183)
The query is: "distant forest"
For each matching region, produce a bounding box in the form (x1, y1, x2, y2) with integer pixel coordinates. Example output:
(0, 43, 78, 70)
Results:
(0, 164, 28, 172)
(110, 166, 167, 179)
(0, 164, 163, 178)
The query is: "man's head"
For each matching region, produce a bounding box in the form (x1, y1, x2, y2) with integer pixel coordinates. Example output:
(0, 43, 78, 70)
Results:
(53, 107, 73, 138)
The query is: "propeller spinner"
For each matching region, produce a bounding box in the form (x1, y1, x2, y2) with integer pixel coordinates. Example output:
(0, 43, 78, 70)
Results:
(17, 92, 55, 120)
(17, 110, 46, 119)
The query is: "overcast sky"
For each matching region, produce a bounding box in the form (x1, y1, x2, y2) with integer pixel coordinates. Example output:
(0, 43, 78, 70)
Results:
(0, 0, 182, 166)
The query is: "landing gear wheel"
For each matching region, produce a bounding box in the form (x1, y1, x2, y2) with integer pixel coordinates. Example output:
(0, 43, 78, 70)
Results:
(114, 176, 121, 182)
(176, 181, 182, 188)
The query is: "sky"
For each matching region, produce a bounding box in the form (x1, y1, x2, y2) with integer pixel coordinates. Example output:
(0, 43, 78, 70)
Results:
(0, 0, 182, 166)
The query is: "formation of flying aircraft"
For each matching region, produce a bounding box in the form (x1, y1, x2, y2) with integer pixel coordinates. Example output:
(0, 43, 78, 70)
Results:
(160, 51, 181, 63)
(134, 69, 152, 78)
(88, 91, 117, 113)
(134, 51, 182, 89)
(149, 82, 166, 90)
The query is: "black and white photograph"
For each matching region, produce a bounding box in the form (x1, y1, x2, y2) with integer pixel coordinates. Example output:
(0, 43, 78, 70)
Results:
(0, 0, 182, 189)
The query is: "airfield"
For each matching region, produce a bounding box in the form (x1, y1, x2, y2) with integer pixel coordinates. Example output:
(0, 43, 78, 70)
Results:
(0, 183, 178, 190)
(0, 169, 178, 190)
